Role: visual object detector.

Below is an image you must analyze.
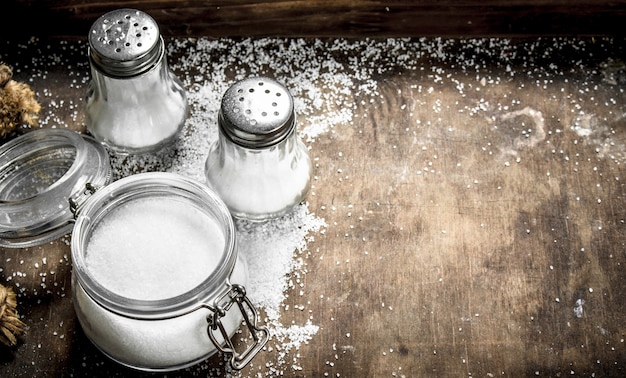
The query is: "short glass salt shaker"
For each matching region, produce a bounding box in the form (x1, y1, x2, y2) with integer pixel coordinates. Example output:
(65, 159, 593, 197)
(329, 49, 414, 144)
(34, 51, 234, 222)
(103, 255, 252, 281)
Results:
(85, 8, 187, 154)
(205, 77, 312, 221)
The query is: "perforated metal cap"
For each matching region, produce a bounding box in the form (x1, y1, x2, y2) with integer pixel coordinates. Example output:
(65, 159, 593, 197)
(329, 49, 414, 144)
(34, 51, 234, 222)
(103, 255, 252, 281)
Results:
(88, 9, 162, 77)
(219, 77, 295, 149)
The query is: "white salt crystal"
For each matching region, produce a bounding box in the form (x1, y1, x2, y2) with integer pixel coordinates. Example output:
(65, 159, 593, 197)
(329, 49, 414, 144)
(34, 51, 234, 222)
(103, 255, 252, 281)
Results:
(85, 197, 223, 300)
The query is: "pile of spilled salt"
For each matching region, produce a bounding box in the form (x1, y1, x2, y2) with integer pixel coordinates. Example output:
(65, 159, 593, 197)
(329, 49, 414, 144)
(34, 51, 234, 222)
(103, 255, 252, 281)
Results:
(85, 197, 224, 300)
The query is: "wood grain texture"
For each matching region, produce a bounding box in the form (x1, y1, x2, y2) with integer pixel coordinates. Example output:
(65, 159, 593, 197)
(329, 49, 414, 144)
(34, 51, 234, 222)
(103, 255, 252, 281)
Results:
(1, 36, 626, 377)
(3, 0, 626, 38)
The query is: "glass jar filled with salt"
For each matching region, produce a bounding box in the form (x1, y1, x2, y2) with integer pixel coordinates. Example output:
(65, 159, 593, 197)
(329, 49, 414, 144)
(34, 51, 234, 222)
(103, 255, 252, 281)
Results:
(205, 77, 312, 221)
(85, 9, 187, 154)
(70, 172, 269, 371)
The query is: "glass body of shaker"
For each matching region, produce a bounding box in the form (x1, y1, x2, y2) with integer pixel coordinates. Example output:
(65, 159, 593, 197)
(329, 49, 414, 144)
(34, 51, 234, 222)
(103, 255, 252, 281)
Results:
(206, 127, 312, 221)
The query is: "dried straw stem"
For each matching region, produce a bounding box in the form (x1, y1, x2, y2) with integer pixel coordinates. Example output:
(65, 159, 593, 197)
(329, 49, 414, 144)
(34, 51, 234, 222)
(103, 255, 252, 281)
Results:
(0, 284, 26, 347)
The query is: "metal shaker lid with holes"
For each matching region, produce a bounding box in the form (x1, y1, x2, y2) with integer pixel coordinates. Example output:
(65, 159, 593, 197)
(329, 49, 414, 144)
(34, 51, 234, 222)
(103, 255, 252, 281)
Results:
(219, 77, 296, 149)
(88, 8, 162, 77)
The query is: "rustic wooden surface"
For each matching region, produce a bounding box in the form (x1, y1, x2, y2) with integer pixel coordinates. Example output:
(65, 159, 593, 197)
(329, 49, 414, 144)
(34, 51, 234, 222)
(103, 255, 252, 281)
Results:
(1, 34, 626, 377)
(3, 0, 626, 39)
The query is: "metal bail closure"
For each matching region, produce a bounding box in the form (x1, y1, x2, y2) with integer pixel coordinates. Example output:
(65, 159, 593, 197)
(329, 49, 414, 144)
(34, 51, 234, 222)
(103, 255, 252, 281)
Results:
(69, 182, 99, 218)
(205, 284, 269, 370)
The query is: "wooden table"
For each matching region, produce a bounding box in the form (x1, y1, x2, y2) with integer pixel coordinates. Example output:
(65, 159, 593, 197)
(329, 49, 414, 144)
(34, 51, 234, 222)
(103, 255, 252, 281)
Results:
(1, 34, 625, 377)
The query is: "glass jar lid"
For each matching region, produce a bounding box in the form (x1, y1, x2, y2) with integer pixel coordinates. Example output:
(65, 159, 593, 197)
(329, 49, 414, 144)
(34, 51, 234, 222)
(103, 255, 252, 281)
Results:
(0, 129, 111, 248)
(219, 77, 296, 149)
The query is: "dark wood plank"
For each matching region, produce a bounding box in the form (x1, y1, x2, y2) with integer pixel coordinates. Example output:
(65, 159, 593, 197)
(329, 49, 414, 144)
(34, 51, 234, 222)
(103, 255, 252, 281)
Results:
(2, 0, 626, 39)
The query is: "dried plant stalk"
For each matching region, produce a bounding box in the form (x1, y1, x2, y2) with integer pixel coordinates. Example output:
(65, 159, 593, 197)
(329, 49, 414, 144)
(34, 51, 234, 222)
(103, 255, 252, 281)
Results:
(0, 63, 41, 140)
(0, 284, 26, 346)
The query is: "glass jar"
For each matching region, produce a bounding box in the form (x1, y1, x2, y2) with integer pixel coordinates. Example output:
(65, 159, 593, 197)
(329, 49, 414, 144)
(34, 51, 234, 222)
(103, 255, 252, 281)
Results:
(85, 9, 188, 154)
(71, 172, 268, 371)
(205, 77, 312, 221)
(0, 128, 110, 248)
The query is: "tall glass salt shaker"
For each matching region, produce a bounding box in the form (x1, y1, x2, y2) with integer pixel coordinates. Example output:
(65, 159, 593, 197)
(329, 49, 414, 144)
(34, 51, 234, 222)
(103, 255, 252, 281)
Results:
(205, 77, 312, 221)
(85, 8, 187, 154)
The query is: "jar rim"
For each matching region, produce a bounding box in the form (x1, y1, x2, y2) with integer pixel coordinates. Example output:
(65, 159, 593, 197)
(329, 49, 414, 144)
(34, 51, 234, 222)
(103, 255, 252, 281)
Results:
(0, 129, 110, 248)
(71, 172, 238, 320)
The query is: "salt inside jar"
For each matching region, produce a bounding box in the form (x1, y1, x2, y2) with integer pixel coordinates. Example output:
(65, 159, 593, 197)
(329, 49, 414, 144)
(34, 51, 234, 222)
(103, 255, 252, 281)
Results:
(84, 197, 223, 300)
(71, 172, 268, 371)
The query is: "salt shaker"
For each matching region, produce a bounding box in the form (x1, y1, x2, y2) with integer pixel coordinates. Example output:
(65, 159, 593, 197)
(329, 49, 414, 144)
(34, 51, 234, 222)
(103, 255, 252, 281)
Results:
(205, 77, 312, 221)
(85, 9, 187, 154)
